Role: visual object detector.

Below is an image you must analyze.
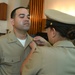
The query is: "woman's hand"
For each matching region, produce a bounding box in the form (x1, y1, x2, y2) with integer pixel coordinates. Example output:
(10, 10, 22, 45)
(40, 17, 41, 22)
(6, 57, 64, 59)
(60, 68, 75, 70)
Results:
(33, 36, 48, 46)
(33, 36, 51, 46)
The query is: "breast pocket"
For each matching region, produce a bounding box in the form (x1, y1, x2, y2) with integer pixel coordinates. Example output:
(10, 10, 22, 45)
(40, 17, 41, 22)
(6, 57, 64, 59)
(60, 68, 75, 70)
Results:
(1, 56, 20, 64)
(1, 56, 21, 74)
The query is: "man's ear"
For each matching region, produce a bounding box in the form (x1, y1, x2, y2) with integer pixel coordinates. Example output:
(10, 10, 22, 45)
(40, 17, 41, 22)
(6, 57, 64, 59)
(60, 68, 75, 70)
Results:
(10, 19, 14, 26)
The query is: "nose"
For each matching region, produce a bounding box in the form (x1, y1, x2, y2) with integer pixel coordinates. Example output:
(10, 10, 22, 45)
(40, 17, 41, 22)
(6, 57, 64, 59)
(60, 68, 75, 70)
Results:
(23, 16, 30, 22)
(24, 16, 29, 20)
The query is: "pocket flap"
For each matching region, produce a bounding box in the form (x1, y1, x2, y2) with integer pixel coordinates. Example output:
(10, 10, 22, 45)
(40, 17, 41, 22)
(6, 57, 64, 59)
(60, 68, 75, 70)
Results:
(1, 56, 21, 63)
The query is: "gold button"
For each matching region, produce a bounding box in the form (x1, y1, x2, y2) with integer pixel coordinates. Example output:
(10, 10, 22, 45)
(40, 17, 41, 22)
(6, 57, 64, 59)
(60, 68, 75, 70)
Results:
(50, 22, 52, 25)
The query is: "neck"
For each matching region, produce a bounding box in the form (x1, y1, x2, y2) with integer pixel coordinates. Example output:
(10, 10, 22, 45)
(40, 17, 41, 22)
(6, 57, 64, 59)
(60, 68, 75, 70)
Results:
(52, 36, 67, 45)
(14, 30, 27, 40)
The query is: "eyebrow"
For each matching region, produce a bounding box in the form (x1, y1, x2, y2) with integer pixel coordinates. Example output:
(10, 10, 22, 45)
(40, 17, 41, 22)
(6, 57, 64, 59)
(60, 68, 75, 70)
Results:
(19, 14, 30, 16)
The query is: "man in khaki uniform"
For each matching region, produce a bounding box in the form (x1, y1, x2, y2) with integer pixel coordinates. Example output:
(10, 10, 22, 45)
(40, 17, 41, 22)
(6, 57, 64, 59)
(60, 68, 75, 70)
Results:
(22, 9, 75, 75)
(0, 7, 33, 75)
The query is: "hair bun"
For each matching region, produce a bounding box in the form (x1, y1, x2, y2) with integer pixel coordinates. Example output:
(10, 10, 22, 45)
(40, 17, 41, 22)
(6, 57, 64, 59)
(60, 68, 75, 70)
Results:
(67, 29, 75, 40)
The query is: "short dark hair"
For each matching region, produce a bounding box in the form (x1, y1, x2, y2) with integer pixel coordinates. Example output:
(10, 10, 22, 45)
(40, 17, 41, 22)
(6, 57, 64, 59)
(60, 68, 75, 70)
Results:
(11, 6, 27, 18)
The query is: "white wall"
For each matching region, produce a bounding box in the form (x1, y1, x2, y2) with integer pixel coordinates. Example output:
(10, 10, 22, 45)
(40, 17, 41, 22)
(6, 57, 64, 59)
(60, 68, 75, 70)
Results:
(21, 0, 29, 7)
(0, 0, 8, 3)
(44, 0, 75, 18)
(0, 0, 8, 33)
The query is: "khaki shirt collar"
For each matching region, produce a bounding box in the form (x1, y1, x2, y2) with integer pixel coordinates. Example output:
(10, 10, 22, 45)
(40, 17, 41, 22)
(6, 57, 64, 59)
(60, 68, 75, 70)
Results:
(53, 40, 75, 47)
(7, 31, 18, 43)
(7, 31, 33, 48)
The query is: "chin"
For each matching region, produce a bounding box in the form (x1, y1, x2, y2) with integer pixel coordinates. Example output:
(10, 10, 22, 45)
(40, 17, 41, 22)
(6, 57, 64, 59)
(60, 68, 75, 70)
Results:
(25, 28, 30, 31)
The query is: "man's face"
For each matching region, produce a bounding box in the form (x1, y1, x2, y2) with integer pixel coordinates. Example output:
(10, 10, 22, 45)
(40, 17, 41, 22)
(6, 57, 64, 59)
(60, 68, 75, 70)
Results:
(11, 8, 31, 32)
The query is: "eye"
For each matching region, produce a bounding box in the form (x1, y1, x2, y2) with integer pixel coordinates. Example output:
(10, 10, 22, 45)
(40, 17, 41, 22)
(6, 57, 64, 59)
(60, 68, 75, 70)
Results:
(19, 14, 30, 19)
(19, 14, 25, 18)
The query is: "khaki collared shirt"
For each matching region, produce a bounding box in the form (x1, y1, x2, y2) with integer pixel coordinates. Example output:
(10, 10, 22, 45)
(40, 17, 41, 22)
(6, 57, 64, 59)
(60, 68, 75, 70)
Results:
(0, 31, 33, 75)
(22, 40, 75, 75)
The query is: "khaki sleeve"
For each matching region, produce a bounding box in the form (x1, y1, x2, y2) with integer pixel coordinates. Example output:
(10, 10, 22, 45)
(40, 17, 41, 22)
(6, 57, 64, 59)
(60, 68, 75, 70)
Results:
(45, 41, 52, 47)
(22, 47, 42, 75)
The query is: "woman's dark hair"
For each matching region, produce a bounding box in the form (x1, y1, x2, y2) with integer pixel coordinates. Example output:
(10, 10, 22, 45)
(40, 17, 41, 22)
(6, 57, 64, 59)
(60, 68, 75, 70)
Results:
(67, 27, 75, 40)
(47, 20, 75, 40)
(11, 6, 27, 18)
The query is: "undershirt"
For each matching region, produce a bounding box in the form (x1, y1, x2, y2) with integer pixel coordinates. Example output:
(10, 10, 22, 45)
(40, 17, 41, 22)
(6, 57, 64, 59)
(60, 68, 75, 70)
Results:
(17, 38, 26, 47)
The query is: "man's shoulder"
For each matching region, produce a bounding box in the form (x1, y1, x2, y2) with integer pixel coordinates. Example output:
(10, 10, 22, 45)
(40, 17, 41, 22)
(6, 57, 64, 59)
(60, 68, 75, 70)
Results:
(0, 34, 8, 39)
(0, 32, 14, 42)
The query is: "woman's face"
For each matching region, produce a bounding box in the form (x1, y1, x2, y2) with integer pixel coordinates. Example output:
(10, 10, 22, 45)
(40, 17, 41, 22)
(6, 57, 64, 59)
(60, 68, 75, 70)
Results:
(46, 27, 57, 45)
(46, 27, 54, 44)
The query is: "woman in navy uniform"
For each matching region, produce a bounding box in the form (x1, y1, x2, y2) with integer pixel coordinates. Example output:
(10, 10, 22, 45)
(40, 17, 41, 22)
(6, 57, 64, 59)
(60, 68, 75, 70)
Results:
(22, 9, 75, 75)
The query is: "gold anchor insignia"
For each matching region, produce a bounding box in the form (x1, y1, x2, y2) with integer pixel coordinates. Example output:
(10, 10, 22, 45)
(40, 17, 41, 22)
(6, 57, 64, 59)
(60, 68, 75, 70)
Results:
(50, 22, 52, 25)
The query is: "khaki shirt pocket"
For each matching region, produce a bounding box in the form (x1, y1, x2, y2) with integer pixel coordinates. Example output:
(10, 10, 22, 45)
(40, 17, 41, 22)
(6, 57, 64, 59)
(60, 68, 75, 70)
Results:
(1, 56, 21, 74)
(1, 56, 20, 64)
